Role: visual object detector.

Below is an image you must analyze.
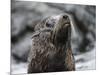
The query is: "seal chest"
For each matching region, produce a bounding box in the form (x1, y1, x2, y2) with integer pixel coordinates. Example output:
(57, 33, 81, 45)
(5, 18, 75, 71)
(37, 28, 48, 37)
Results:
(28, 14, 75, 73)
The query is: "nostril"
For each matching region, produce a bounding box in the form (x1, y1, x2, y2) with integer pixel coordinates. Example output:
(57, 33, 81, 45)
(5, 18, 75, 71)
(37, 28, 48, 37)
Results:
(63, 15, 68, 19)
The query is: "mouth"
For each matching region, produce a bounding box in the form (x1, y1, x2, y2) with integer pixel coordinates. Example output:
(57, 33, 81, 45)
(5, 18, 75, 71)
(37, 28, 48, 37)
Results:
(63, 22, 70, 27)
(63, 17, 70, 26)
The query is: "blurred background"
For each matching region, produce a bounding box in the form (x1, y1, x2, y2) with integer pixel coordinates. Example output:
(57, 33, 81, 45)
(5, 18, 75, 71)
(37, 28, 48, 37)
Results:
(11, 0, 96, 74)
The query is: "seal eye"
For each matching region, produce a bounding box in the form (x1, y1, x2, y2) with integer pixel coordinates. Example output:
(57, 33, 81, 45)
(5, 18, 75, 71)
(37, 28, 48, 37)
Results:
(46, 22, 52, 27)
(46, 21, 55, 28)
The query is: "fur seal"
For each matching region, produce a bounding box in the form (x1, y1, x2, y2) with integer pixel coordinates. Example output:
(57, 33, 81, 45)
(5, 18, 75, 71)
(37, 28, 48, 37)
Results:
(28, 14, 75, 73)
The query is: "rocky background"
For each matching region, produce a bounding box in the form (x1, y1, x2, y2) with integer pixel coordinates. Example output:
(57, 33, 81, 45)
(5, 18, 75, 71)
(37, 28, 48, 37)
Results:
(11, 0, 96, 74)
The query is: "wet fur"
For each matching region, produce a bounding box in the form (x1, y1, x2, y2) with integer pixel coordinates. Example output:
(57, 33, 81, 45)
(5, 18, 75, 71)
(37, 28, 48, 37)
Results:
(28, 14, 75, 73)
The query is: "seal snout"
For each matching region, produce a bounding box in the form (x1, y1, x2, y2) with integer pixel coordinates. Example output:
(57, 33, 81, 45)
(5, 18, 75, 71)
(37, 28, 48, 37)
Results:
(62, 15, 68, 20)
(62, 14, 70, 23)
(59, 14, 70, 28)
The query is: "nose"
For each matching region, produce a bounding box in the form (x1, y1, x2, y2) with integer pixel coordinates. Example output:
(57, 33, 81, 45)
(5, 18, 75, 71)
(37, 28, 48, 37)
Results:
(62, 15, 68, 19)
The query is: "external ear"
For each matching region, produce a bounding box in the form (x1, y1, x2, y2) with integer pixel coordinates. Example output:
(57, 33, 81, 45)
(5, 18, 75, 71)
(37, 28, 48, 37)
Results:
(31, 31, 40, 38)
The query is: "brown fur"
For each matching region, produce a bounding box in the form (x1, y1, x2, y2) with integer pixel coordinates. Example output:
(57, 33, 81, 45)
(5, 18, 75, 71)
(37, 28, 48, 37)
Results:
(28, 14, 75, 73)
